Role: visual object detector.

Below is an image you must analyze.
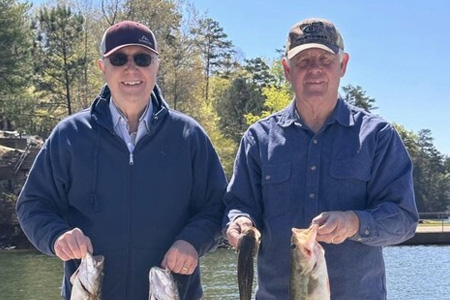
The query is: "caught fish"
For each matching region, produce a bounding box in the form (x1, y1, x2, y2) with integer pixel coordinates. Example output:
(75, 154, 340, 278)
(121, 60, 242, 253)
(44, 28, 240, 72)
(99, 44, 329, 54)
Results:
(149, 266, 180, 300)
(290, 224, 330, 300)
(237, 226, 261, 300)
(70, 252, 105, 300)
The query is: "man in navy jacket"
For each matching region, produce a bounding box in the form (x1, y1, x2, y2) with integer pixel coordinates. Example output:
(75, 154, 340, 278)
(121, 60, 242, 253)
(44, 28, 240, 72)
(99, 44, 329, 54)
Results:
(16, 20, 227, 300)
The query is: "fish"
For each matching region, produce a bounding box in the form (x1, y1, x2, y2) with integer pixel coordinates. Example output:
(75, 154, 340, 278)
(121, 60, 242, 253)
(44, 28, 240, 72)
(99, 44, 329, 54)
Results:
(149, 266, 180, 300)
(290, 224, 330, 300)
(237, 226, 261, 300)
(70, 252, 105, 300)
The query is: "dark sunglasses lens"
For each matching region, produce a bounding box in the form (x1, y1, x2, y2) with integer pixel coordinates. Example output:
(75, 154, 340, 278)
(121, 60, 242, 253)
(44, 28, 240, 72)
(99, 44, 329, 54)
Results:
(109, 53, 127, 66)
(134, 54, 152, 67)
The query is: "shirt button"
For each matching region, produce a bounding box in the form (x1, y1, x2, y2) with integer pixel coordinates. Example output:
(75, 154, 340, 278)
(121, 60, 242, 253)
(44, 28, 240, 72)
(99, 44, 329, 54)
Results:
(364, 229, 370, 235)
(313, 139, 318, 144)
(357, 238, 363, 242)
(310, 165, 317, 171)
(265, 175, 271, 180)
(309, 193, 315, 199)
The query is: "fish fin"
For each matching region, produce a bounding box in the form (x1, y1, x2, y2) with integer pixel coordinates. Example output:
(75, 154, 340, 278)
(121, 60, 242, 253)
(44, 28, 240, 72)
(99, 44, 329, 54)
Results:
(69, 268, 80, 285)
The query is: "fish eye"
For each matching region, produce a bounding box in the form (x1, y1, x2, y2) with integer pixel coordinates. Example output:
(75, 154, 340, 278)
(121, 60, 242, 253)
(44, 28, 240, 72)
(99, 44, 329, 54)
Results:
(290, 243, 297, 249)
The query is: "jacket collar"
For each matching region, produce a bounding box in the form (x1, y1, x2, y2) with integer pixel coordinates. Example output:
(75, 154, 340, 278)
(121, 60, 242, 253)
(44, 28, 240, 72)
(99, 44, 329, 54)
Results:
(91, 84, 169, 131)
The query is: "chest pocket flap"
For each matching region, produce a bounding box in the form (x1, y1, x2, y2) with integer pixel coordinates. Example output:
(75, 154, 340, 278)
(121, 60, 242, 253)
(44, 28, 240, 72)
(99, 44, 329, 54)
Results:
(262, 162, 291, 185)
(330, 156, 372, 181)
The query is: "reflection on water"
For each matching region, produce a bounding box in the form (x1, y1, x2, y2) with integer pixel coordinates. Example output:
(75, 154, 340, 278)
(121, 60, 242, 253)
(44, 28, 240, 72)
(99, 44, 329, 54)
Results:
(1, 246, 449, 299)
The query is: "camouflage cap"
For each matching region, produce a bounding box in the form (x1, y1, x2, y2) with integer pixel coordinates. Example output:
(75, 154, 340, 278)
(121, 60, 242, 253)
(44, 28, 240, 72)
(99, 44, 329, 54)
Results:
(285, 18, 344, 59)
(100, 21, 158, 57)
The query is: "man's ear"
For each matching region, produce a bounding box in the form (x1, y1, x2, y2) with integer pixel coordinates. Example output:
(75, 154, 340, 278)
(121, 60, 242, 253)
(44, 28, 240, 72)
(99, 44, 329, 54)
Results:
(340, 53, 350, 77)
(97, 59, 105, 73)
(282, 58, 291, 81)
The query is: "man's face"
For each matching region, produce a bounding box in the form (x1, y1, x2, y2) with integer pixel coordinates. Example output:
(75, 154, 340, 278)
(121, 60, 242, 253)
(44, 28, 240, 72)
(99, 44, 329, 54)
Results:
(98, 46, 159, 110)
(283, 48, 349, 103)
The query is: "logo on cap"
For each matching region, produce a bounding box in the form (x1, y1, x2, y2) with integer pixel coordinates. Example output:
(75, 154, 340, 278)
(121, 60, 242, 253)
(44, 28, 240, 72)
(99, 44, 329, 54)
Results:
(139, 35, 152, 46)
(302, 22, 323, 34)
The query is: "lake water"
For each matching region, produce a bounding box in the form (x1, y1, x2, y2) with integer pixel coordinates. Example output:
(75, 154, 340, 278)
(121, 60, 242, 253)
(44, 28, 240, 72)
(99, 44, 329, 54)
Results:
(0, 245, 449, 299)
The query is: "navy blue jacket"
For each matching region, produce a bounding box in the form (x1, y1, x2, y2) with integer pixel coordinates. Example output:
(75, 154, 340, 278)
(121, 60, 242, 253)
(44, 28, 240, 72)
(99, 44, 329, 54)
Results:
(16, 85, 227, 300)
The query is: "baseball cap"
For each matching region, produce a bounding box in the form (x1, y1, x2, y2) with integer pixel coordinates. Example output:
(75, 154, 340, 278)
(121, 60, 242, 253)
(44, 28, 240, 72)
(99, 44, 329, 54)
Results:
(100, 21, 158, 57)
(285, 18, 344, 59)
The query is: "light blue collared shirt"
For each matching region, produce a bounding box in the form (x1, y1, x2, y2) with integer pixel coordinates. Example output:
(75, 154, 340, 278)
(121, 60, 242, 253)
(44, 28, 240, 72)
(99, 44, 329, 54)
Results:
(109, 98, 153, 163)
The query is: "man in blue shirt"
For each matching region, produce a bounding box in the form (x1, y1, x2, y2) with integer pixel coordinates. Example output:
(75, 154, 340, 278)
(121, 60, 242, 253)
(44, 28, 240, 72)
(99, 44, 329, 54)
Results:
(225, 18, 418, 299)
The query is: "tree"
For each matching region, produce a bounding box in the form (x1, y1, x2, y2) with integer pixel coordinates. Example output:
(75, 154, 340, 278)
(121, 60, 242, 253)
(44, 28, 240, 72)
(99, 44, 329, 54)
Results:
(192, 17, 235, 103)
(413, 129, 450, 212)
(0, 0, 34, 131)
(244, 59, 293, 124)
(243, 57, 276, 89)
(215, 77, 265, 143)
(341, 84, 377, 112)
(33, 5, 87, 116)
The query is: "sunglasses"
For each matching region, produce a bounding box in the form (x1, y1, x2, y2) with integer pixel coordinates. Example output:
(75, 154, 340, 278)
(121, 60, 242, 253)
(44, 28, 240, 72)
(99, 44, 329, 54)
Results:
(107, 52, 153, 67)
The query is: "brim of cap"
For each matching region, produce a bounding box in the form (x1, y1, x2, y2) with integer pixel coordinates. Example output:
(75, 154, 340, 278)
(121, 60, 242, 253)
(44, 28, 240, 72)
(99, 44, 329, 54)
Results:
(287, 43, 337, 59)
(103, 43, 159, 57)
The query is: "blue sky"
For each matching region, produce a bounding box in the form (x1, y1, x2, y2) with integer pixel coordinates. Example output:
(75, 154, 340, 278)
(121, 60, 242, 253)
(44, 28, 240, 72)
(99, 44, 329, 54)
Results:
(30, 0, 450, 155)
(193, 0, 450, 156)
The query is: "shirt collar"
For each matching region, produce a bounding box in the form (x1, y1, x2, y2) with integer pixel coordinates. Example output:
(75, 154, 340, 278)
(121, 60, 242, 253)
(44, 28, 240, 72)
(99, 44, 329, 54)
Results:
(278, 98, 355, 128)
(109, 98, 153, 131)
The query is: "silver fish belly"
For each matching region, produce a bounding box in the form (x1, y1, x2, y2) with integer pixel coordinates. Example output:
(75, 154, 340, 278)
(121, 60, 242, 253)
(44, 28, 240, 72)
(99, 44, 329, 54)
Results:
(70, 253, 105, 300)
(149, 266, 180, 300)
(290, 224, 330, 300)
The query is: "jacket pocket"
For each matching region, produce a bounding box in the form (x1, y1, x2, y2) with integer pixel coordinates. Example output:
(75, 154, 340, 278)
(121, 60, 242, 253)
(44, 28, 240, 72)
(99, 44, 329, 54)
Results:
(261, 162, 291, 219)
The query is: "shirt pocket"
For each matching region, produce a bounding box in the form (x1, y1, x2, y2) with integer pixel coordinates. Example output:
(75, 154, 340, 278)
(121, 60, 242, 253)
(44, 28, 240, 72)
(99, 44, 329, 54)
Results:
(261, 162, 291, 219)
(328, 156, 372, 210)
(329, 157, 372, 181)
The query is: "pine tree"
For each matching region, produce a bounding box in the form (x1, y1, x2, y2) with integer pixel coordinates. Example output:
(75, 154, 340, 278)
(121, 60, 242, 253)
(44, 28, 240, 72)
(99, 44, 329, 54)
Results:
(33, 5, 86, 116)
(341, 84, 377, 112)
(191, 18, 235, 103)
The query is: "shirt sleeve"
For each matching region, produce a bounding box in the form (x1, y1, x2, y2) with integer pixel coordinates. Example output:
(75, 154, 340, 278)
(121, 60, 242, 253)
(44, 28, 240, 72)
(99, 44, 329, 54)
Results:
(223, 130, 264, 231)
(350, 124, 419, 246)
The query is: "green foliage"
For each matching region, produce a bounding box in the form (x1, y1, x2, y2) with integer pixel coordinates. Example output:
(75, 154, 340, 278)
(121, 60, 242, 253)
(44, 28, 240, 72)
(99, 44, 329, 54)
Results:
(0, 0, 34, 131)
(413, 129, 450, 212)
(215, 77, 265, 143)
(341, 84, 377, 112)
(245, 59, 293, 124)
(395, 124, 450, 212)
(243, 57, 276, 89)
(33, 5, 87, 116)
(191, 17, 235, 102)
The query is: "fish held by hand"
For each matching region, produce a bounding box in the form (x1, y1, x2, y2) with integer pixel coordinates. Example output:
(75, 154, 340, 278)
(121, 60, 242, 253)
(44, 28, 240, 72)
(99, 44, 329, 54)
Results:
(290, 224, 330, 300)
(70, 252, 105, 300)
(149, 266, 180, 300)
(237, 226, 261, 300)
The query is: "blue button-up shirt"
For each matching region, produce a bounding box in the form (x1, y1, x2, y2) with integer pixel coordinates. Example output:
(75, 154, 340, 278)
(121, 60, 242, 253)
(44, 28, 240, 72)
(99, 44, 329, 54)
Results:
(225, 98, 418, 300)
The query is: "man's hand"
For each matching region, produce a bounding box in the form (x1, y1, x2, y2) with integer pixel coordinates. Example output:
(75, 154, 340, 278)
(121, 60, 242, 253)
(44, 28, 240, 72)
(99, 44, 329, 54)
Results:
(312, 211, 360, 244)
(161, 240, 198, 275)
(226, 216, 254, 249)
(54, 228, 93, 261)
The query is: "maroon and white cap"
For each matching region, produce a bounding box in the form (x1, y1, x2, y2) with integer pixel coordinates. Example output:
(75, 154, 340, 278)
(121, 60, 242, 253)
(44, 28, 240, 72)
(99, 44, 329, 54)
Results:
(100, 21, 158, 57)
